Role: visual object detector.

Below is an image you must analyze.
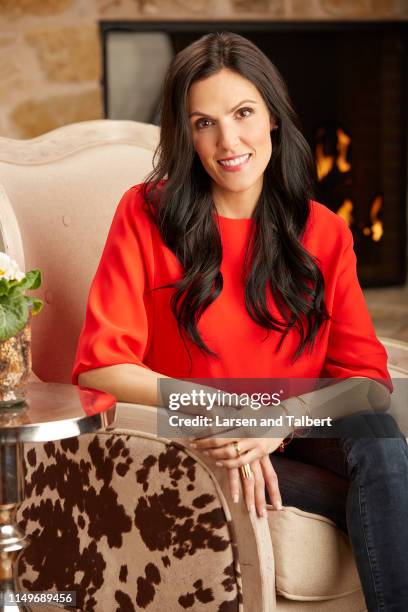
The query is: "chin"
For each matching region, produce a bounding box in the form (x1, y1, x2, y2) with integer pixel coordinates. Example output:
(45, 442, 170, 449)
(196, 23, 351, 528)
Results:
(222, 183, 255, 193)
(220, 176, 262, 192)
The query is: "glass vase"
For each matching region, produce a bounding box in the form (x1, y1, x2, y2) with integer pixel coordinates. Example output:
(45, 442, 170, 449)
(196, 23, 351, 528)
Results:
(0, 320, 31, 407)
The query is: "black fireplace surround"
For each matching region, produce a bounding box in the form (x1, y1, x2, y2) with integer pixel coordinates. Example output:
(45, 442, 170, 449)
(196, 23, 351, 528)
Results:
(101, 21, 408, 287)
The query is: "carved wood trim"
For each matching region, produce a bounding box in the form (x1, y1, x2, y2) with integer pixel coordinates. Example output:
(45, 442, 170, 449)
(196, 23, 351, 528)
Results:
(0, 120, 160, 165)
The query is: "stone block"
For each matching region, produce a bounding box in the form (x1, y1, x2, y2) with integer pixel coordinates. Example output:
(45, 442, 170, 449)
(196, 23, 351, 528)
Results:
(320, 0, 371, 16)
(96, 0, 141, 16)
(0, 54, 25, 104)
(0, 0, 73, 17)
(25, 24, 100, 83)
(10, 89, 103, 139)
(137, 0, 215, 15)
(293, 0, 407, 19)
(370, 0, 400, 15)
(0, 115, 8, 137)
(231, 0, 283, 13)
(0, 35, 15, 48)
(0, 41, 38, 105)
(370, 0, 408, 19)
(291, 0, 326, 17)
(395, 0, 408, 15)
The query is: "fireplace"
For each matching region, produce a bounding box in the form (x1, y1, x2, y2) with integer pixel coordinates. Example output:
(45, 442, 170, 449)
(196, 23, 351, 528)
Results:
(101, 21, 407, 287)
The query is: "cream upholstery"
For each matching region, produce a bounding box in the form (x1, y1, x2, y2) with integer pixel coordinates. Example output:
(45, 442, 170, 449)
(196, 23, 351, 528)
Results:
(1, 120, 407, 611)
(0, 121, 160, 383)
(270, 508, 361, 600)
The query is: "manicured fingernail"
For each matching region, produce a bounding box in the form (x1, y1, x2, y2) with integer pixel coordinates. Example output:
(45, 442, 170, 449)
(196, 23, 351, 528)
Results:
(249, 505, 255, 516)
(276, 501, 282, 511)
(215, 461, 223, 466)
(189, 443, 197, 448)
(233, 494, 239, 503)
(262, 508, 267, 518)
(202, 450, 209, 455)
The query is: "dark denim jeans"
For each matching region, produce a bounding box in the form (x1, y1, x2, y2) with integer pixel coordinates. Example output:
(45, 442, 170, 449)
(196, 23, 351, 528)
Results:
(269, 411, 408, 612)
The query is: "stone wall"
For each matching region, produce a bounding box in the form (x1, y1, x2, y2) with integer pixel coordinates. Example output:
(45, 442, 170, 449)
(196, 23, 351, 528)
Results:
(0, 0, 407, 139)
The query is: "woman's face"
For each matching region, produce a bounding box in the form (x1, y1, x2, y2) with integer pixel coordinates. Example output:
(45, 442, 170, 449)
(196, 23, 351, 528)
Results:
(187, 68, 274, 205)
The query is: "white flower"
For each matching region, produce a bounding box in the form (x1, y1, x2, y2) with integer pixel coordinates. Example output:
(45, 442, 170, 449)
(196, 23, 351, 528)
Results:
(0, 252, 25, 282)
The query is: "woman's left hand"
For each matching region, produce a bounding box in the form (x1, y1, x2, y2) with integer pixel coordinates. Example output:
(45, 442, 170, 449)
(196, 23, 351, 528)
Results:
(188, 435, 285, 467)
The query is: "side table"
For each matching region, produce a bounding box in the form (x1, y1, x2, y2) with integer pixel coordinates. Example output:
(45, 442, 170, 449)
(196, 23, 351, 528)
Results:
(0, 382, 116, 611)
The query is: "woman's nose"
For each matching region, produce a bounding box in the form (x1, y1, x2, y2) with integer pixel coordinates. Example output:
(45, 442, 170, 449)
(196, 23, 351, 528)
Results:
(217, 122, 240, 152)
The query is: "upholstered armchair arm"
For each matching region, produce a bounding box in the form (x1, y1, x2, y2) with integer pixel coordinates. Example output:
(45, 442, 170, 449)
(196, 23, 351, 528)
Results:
(18, 402, 276, 612)
(114, 402, 277, 611)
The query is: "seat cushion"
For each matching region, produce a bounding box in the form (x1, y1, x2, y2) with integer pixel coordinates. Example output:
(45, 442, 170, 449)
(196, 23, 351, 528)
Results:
(268, 455, 362, 601)
(268, 506, 362, 601)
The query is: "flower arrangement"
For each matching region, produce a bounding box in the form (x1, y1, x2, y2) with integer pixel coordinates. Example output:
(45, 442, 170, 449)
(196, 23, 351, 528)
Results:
(0, 252, 43, 341)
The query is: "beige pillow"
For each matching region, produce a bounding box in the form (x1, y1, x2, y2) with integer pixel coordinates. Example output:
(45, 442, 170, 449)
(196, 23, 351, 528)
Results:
(268, 506, 362, 601)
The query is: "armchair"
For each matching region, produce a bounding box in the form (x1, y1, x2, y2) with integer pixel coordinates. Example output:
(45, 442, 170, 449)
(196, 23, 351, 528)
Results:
(0, 120, 406, 611)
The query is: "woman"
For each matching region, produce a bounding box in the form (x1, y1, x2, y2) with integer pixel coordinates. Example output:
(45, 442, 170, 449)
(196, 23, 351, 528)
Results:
(73, 32, 408, 611)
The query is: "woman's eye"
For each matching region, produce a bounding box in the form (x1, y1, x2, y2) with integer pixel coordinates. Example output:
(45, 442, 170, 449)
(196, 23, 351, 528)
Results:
(196, 118, 212, 130)
(238, 107, 253, 118)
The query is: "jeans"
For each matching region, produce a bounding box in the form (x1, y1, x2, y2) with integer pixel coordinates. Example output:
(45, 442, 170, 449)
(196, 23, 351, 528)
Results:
(269, 411, 408, 612)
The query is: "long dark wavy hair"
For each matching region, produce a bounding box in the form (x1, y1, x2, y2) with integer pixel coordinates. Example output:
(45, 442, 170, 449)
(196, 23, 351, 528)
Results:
(142, 31, 329, 362)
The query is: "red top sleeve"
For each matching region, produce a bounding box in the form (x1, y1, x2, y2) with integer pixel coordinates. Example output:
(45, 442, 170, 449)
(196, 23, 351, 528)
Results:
(320, 224, 391, 390)
(72, 187, 152, 384)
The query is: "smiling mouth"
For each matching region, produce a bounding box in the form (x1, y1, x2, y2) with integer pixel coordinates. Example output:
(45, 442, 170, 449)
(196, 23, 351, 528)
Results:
(217, 153, 251, 168)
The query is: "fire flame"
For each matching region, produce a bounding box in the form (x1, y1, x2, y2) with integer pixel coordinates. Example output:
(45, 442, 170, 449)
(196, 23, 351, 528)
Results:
(336, 128, 351, 173)
(363, 195, 383, 242)
(315, 127, 383, 241)
(337, 199, 353, 226)
(315, 128, 351, 180)
(315, 142, 334, 180)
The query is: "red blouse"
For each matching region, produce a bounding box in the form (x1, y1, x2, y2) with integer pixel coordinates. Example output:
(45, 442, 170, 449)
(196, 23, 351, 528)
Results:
(72, 184, 391, 389)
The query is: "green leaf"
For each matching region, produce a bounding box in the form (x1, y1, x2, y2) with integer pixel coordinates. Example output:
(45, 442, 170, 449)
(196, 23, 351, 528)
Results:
(0, 297, 29, 340)
(6, 278, 22, 289)
(29, 297, 44, 315)
(0, 279, 9, 297)
(25, 269, 42, 290)
(8, 281, 25, 297)
(9, 269, 42, 295)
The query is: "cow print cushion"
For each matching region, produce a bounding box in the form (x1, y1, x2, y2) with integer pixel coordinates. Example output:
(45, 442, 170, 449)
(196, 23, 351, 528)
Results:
(17, 432, 242, 611)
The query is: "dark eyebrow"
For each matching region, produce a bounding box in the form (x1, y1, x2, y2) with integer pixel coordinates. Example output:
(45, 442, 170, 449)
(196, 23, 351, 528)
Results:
(188, 99, 258, 119)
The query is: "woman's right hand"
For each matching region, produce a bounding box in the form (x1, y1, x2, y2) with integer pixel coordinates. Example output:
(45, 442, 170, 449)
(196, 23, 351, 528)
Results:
(227, 455, 283, 518)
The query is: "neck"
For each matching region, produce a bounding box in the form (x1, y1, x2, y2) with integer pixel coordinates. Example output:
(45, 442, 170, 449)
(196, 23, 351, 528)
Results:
(212, 179, 263, 219)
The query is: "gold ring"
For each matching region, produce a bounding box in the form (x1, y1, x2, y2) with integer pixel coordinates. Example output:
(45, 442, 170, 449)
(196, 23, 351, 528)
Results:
(240, 464, 252, 479)
(233, 441, 242, 457)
